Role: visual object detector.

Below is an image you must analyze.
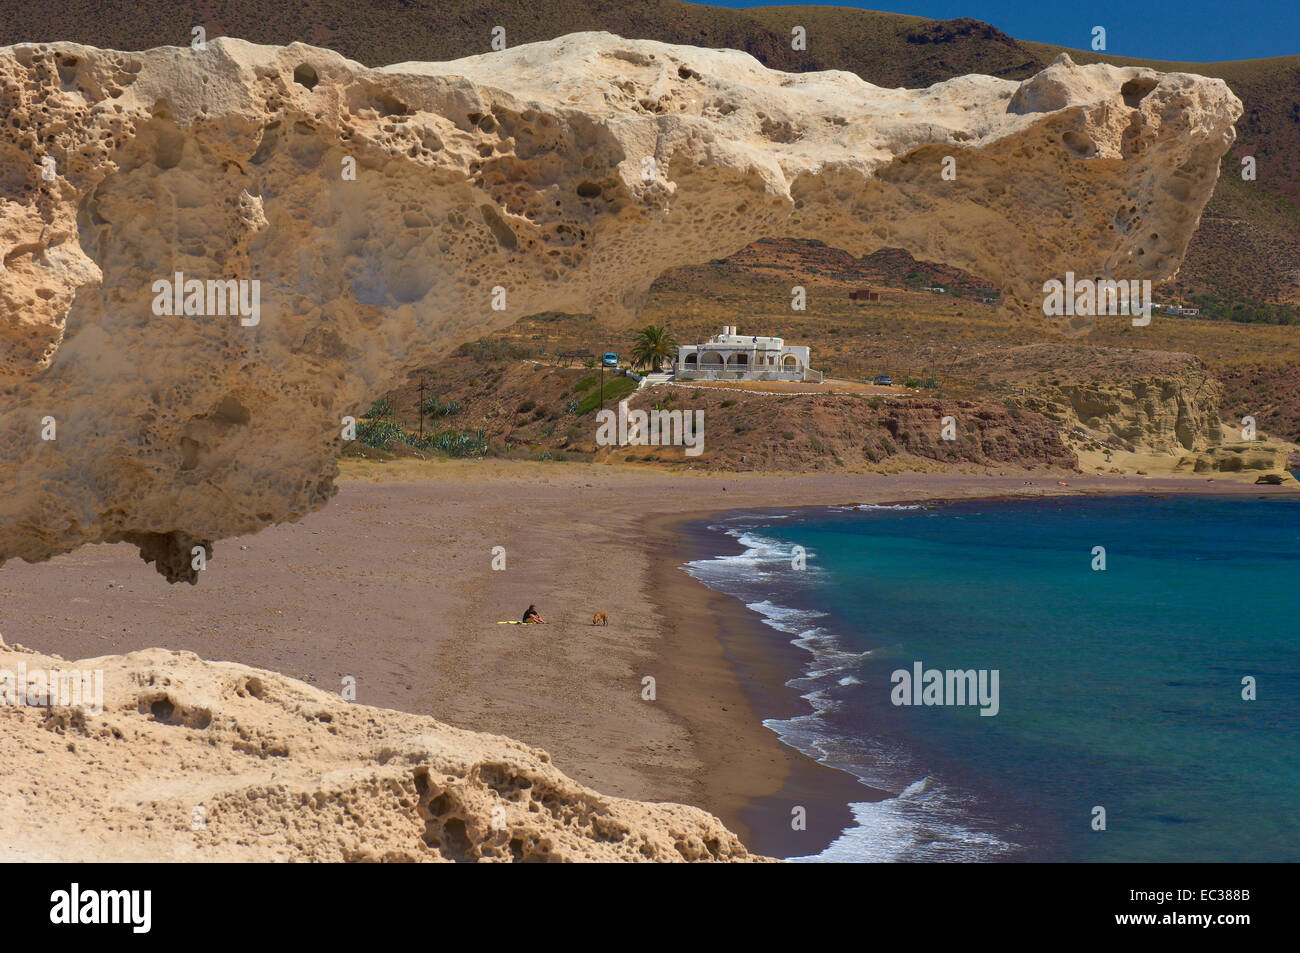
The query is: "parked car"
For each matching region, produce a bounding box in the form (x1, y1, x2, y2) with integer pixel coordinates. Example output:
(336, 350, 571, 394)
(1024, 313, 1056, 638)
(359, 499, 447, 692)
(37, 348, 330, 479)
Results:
(602, 352, 619, 368)
(874, 375, 892, 386)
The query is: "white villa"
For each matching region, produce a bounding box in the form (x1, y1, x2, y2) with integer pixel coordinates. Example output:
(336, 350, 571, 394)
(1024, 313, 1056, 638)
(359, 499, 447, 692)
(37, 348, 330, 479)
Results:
(675, 326, 819, 382)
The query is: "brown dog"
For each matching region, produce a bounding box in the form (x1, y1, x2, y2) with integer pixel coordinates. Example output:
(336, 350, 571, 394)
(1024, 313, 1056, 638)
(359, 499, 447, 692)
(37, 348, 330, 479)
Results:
(592, 611, 609, 626)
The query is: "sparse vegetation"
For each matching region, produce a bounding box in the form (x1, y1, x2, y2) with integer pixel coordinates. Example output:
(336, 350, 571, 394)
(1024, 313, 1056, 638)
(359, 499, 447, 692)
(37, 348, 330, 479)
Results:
(575, 373, 638, 415)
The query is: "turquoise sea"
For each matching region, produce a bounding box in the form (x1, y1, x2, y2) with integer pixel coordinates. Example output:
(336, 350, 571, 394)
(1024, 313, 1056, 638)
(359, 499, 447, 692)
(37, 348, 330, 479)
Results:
(684, 495, 1300, 862)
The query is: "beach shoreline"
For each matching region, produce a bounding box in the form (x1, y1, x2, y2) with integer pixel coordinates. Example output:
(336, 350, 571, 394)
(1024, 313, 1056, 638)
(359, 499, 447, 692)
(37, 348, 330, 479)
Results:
(643, 509, 877, 856)
(597, 468, 1300, 856)
(2, 459, 1295, 859)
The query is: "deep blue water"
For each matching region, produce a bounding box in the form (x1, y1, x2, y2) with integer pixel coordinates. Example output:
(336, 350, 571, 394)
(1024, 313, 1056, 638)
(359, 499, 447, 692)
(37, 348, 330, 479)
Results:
(684, 495, 1300, 862)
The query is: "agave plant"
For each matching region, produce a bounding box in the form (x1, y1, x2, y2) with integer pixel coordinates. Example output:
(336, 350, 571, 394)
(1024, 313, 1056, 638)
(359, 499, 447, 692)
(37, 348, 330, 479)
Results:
(629, 324, 678, 371)
(357, 418, 404, 448)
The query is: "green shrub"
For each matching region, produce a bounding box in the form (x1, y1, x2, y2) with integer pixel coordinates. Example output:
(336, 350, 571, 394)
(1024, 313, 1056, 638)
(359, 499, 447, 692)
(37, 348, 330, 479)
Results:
(419, 429, 488, 457)
(575, 373, 638, 414)
(423, 397, 458, 418)
(357, 418, 403, 448)
(356, 419, 487, 457)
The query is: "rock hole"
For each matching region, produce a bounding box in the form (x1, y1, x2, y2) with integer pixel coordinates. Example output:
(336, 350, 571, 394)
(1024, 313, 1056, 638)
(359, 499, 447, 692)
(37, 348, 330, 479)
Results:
(56, 55, 79, 87)
(212, 395, 250, 426)
(479, 204, 518, 250)
(1120, 77, 1157, 109)
(412, 767, 430, 796)
(429, 793, 451, 815)
(250, 122, 280, 165)
(1062, 130, 1096, 157)
(153, 122, 186, 169)
(293, 64, 319, 90)
(442, 817, 472, 859)
(140, 692, 212, 728)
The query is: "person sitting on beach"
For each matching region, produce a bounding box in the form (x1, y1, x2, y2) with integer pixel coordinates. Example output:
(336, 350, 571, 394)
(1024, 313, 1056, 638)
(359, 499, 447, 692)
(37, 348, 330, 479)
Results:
(521, 604, 546, 624)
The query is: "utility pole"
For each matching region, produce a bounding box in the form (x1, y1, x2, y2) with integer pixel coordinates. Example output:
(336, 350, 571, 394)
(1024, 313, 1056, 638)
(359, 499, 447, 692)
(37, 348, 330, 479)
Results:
(417, 376, 426, 440)
(599, 360, 605, 412)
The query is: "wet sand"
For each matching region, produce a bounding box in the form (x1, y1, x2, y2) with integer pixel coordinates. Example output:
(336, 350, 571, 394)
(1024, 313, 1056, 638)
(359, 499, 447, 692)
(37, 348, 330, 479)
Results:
(1, 458, 1292, 855)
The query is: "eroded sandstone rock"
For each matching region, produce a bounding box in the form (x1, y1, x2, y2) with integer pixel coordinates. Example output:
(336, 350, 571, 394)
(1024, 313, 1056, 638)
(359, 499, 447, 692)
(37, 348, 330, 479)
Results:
(1175, 441, 1292, 474)
(0, 637, 764, 861)
(0, 34, 1240, 578)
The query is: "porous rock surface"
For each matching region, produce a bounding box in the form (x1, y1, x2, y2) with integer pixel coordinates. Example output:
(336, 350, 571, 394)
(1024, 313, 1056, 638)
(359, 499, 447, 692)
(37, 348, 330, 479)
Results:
(0, 33, 1240, 579)
(1175, 441, 1292, 475)
(984, 345, 1225, 454)
(0, 636, 764, 861)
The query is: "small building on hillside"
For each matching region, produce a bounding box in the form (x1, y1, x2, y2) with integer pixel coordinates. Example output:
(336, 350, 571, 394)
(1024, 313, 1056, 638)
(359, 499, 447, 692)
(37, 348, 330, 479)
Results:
(849, 288, 881, 303)
(675, 326, 820, 383)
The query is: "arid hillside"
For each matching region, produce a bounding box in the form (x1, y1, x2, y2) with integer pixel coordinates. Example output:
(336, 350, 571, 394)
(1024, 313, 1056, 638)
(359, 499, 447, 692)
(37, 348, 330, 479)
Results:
(361, 244, 1297, 471)
(358, 348, 1078, 472)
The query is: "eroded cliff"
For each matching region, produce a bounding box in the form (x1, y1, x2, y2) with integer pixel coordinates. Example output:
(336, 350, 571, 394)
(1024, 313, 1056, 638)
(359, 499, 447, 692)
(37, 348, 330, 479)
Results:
(0, 34, 1240, 578)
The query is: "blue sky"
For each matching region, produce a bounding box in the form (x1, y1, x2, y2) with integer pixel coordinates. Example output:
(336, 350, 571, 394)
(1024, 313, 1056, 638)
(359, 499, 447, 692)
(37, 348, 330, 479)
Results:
(689, 1, 1300, 63)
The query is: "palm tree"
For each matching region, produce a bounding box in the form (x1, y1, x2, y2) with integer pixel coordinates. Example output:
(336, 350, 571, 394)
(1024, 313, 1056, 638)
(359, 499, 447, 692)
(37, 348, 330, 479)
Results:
(630, 324, 678, 371)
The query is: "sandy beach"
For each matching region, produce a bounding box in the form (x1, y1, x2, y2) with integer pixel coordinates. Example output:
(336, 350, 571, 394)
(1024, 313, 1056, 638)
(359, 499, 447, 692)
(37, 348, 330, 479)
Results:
(2, 458, 1294, 856)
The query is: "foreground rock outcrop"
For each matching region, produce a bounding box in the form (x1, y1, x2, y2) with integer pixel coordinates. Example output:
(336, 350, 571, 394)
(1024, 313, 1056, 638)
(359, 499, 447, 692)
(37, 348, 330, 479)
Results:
(0, 33, 1239, 578)
(0, 637, 763, 861)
